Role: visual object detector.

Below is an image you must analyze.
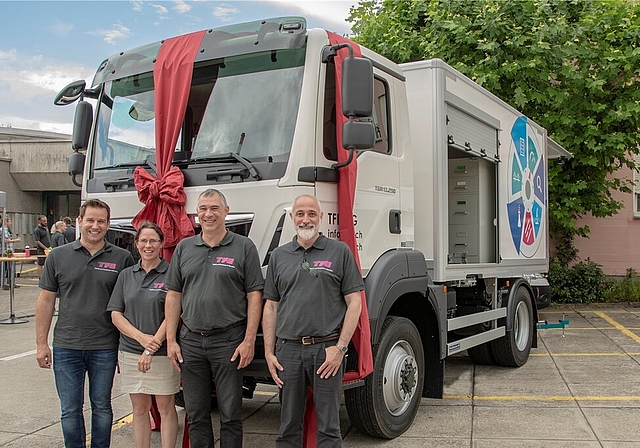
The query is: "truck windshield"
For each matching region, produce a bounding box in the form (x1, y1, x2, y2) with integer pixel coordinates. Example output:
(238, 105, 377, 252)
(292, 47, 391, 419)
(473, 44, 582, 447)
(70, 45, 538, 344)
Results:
(91, 47, 306, 174)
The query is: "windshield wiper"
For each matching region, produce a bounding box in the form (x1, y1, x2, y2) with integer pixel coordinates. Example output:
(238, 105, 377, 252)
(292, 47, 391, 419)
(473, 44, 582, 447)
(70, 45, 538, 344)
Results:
(174, 152, 261, 180)
(94, 155, 157, 175)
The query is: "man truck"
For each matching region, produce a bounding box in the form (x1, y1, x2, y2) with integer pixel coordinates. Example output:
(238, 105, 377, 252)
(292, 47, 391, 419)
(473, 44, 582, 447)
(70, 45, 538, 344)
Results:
(54, 17, 567, 438)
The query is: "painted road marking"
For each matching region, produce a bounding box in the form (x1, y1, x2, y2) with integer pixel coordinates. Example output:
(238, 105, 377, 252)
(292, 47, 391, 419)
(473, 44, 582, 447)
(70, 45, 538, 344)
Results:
(593, 311, 640, 344)
(0, 349, 37, 361)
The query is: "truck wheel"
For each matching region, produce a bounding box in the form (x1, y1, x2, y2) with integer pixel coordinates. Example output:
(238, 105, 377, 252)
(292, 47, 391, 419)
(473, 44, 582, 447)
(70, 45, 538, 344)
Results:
(345, 316, 424, 439)
(467, 342, 495, 365)
(491, 287, 533, 367)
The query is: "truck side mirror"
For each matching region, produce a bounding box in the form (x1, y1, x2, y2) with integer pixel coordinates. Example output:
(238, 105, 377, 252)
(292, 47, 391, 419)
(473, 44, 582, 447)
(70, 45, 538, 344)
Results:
(72, 100, 93, 151)
(342, 55, 373, 118)
(341, 55, 375, 152)
(342, 118, 375, 150)
(68, 151, 86, 188)
(54, 80, 87, 106)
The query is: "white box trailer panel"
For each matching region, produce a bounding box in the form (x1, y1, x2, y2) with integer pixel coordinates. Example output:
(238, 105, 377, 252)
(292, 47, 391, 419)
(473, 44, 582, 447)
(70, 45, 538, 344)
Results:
(401, 59, 549, 282)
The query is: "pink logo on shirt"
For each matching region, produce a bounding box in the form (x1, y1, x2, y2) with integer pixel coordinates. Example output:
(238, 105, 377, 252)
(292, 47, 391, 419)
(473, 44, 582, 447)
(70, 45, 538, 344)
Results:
(153, 282, 165, 289)
(216, 257, 235, 265)
(313, 260, 332, 268)
(98, 262, 117, 269)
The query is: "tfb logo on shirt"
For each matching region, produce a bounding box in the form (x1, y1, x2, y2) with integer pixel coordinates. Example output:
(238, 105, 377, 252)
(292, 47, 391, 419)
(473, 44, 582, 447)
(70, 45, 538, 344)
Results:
(313, 260, 332, 268)
(98, 262, 117, 270)
(216, 257, 235, 265)
(153, 282, 165, 289)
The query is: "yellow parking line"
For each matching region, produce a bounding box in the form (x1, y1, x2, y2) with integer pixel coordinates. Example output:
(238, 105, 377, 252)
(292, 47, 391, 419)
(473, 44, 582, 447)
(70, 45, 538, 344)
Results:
(445, 394, 640, 401)
(113, 413, 133, 430)
(593, 311, 640, 344)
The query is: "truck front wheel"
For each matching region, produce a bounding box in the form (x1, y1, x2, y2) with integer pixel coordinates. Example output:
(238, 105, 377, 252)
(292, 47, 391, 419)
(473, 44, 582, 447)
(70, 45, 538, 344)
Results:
(345, 316, 424, 439)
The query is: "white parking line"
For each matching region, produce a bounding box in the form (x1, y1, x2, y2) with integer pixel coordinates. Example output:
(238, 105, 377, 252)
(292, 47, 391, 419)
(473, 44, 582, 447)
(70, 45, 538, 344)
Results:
(0, 349, 37, 361)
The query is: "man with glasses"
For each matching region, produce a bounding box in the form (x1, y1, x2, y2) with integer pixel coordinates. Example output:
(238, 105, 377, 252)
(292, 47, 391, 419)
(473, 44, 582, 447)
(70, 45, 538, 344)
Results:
(35, 199, 134, 448)
(262, 194, 364, 447)
(165, 188, 263, 448)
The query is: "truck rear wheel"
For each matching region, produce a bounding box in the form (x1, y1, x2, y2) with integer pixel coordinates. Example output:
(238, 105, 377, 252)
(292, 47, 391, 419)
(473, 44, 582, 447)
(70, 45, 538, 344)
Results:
(345, 316, 424, 439)
(491, 286, 533, 367)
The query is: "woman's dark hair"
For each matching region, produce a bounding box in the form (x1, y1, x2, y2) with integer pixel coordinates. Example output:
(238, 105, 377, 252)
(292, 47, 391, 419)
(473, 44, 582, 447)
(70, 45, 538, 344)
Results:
(135, 221, 164, 242)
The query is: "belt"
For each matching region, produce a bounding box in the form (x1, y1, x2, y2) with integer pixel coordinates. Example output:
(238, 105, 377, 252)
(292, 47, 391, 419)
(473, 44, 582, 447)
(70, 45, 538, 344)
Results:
(187, 319, 246, 337)
(285, 332, 340, 346)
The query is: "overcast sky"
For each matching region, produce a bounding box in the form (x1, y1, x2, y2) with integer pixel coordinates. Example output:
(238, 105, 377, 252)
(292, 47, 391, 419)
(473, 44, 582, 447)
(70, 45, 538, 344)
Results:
(0, 1, 358, 134)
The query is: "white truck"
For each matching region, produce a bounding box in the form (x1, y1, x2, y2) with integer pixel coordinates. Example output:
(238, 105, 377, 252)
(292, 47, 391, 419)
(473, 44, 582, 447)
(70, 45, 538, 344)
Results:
(54, 17, 567, 438)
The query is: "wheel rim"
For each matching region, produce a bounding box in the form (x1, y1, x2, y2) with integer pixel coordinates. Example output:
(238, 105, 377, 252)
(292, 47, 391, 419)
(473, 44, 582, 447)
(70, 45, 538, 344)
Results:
(382, 340, 418, 416)
(514, 300, 531, 351)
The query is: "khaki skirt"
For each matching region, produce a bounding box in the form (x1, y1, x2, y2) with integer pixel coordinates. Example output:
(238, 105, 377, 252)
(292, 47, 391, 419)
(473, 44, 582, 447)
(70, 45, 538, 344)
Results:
(118, 350, 181, 395)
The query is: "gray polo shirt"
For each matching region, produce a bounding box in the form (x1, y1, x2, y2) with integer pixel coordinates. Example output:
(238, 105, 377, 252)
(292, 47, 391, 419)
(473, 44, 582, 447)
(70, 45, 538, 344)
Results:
(165, 231, 264, 333)
(107, 259, 170, 355)
(40, 240, 135, 350)
(264, 235, 364, 339)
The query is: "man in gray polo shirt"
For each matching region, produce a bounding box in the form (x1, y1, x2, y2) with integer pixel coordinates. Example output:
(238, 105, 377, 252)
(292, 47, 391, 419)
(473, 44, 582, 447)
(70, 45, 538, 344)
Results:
(35, 198, 134, 448)
(262, 194, 364, 447)
(165, 188, 263, 448)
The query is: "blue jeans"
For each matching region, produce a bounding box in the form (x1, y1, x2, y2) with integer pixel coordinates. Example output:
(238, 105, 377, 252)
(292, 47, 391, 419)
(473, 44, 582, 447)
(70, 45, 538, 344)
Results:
(179, 324, 245, 448)
(53, 347, 118, 448)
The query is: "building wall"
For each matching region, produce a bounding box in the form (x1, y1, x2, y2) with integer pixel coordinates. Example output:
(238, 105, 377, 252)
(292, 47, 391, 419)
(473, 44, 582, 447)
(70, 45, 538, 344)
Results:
(573, 165, 640, 276)
(0, 127, 79, 251)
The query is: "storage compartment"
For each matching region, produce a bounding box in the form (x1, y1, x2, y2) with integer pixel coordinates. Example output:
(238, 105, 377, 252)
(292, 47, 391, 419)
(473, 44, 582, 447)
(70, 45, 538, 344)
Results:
(447, 157, 496, 264)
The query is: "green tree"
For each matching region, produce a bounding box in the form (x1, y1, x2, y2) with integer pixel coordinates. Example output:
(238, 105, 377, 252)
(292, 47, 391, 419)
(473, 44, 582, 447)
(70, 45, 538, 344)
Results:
(349, 0, 640, 262)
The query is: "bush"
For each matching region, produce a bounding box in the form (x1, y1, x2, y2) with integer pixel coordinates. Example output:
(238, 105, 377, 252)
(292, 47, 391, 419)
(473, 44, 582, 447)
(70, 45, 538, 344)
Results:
(548, 258, 606, 304)
(602, 268, 640, 302)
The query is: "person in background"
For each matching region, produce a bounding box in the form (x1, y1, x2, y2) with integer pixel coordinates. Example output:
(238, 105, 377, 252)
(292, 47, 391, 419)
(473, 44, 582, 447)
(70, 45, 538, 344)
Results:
(51, 221, 67, 248)
(33, 215, 51, 278)
(165, 188, 264, 448)
(62, 216, 76, 243)
(262, 195, 364, 447)
(35, 199, 135, 448)
(107, 221, 180, 448)
(2, 217, 21, 290)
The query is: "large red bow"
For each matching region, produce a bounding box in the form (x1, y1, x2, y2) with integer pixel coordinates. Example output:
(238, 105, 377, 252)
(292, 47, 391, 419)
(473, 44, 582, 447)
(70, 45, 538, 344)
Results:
(132, 166, 194, 251)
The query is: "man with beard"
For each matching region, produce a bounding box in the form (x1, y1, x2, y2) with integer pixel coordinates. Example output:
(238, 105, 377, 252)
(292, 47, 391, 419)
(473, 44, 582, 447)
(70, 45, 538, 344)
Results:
(262, 194, 364, 447)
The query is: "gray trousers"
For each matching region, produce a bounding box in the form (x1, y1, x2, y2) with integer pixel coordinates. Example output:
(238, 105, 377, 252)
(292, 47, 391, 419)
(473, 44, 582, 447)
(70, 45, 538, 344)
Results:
(275, 339, 344, 448)
(179, 324, 245, 448)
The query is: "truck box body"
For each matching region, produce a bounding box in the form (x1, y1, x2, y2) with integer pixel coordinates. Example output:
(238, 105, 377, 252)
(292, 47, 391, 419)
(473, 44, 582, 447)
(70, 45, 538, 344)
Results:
(402, 60, 549, 282)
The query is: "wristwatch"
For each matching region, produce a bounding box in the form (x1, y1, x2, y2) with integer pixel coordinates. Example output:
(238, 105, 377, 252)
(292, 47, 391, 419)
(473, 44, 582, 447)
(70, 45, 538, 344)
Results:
(336, 343, 348, 355)
(144, 350, 151, 356)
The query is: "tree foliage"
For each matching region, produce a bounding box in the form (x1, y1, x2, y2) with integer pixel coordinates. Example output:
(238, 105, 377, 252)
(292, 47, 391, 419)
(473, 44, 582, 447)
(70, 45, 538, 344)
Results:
(349, 0, 640, 260)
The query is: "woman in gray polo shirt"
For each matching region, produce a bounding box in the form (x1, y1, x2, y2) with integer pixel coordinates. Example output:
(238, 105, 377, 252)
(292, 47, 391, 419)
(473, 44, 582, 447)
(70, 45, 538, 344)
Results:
(107, 222, 180, 448)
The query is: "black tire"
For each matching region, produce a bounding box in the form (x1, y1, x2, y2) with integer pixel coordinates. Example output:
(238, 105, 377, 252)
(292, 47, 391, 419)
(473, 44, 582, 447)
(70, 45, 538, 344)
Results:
(467, 342, 495, 365)
(345, 316, 424, 439)
(491, 286, 534, 367)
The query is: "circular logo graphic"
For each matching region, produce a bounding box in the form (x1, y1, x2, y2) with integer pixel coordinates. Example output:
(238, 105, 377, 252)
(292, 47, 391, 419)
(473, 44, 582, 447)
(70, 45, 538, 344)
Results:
(506, 117, 545, 258)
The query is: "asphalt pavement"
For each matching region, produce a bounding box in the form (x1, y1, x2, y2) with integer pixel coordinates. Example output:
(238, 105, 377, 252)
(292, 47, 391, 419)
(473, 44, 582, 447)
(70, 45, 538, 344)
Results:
(2, 265, 640, 447)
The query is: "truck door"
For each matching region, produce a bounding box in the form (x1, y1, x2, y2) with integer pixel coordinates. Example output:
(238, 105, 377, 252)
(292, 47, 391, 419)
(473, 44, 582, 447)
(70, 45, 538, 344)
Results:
(316, 63, 401, 273)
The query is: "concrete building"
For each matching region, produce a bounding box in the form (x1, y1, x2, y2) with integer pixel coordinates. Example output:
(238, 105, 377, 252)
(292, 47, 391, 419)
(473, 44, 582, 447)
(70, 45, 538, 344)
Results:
(0, 126, 80, 251)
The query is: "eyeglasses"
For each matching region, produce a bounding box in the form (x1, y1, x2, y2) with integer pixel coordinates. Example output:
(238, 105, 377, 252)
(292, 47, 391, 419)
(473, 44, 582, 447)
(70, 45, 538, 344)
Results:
(138, 239, 161, 245)
(301, 261, 318, 277)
